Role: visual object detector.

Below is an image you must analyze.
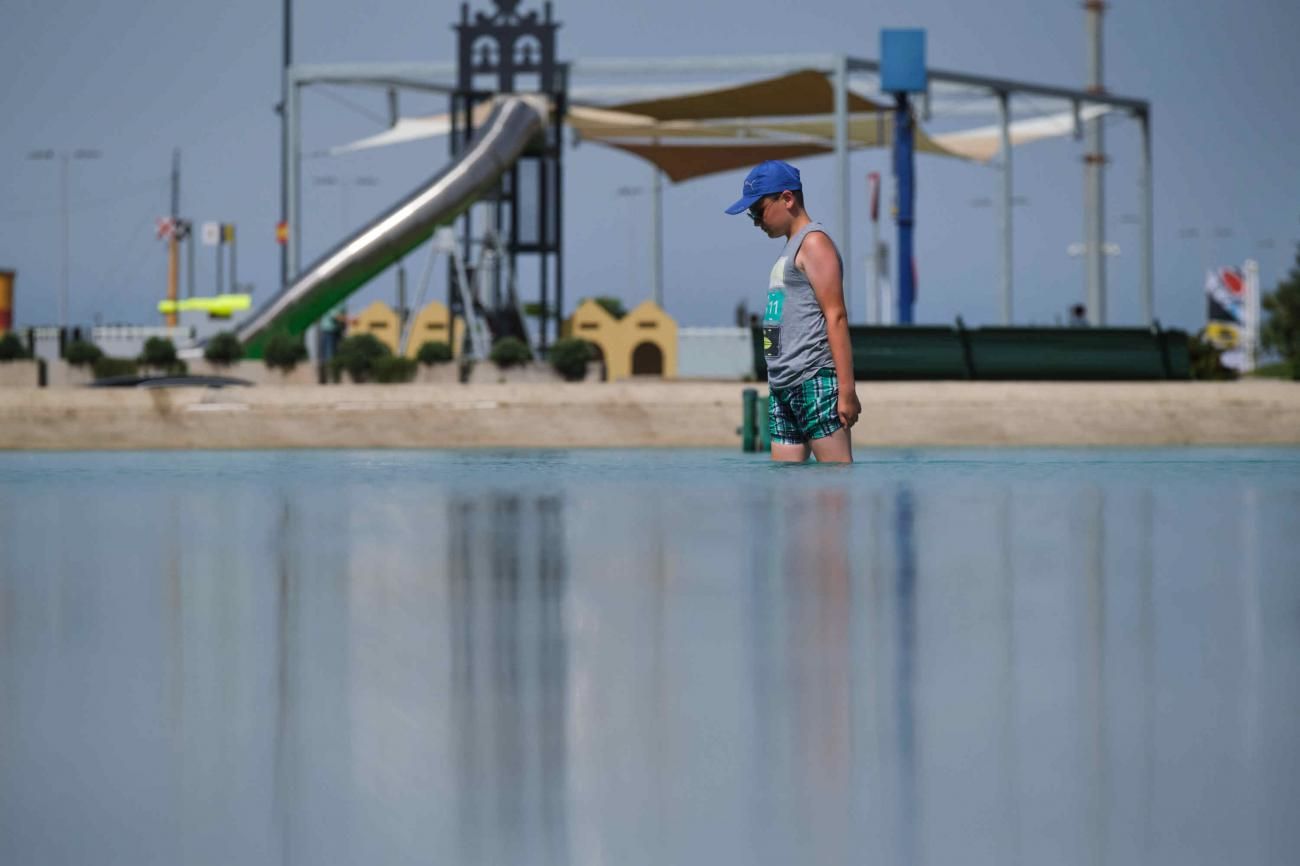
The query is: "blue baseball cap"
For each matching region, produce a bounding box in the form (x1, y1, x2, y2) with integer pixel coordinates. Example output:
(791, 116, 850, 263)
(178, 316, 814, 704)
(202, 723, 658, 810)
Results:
(724, 160, 802, 215)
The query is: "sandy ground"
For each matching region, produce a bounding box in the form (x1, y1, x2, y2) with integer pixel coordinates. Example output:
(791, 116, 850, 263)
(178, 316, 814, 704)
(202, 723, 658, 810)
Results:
(1, 380, 1298, 450)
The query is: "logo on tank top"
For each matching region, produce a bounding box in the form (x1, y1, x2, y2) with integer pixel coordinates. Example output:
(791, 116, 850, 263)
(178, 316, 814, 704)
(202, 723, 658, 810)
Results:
(762, 257, 787, 359)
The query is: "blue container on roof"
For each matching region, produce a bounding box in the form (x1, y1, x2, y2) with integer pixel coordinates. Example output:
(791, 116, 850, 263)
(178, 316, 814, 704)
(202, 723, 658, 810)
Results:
(881, 29, 927, 93)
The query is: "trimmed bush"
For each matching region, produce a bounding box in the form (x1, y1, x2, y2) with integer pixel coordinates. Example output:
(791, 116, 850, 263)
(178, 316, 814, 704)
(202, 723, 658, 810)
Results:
(330, 333, 390, 382)
(140, 336, 178, 368)
(93, 356, 139, 380)
(264, 331, 309, 372)
(64, 339, 103, 368)
(204, 331, 243, 366)
(1188, 332, 1237, 381)
(548, 337, 595, 381)
(1261, 241, 1300, 370)
(372, 355, 417, 383)
(591, 296, 626, 319)
(489, 336, 532, 368)
(0, 332, 30, 361)
(416, 340, 454, 366)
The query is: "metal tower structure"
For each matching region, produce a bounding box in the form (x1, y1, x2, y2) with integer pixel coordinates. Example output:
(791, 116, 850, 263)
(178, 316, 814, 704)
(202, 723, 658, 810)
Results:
(452, 0, 567, 350)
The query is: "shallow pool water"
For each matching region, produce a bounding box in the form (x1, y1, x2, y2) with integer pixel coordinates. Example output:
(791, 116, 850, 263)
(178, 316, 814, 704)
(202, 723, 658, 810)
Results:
(2, 448, 1298, 865)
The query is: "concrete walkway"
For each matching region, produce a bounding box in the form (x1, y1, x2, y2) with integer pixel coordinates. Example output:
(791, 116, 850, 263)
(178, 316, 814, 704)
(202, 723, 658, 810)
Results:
(1, 380, 1297, 450)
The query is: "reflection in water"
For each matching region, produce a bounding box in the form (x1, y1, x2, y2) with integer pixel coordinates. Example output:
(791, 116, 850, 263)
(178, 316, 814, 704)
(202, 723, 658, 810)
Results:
(449, 492, 569, 866)
(273, 498, 296, 866)
(1, 450, 1298, 866)
(1083, 487, 1106, 866)
(894, 487, 919, 866)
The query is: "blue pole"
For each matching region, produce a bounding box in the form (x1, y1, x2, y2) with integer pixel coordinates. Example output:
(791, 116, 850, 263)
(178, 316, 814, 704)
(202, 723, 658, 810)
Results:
(894, 93, 916, 324)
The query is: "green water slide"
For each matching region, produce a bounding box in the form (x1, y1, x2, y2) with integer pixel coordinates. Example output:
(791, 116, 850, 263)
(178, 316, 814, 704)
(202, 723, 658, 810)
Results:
(236, 96, 547, 358)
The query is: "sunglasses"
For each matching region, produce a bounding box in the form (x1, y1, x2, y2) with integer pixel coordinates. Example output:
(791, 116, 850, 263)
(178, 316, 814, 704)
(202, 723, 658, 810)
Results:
(747, 194, 777, 225)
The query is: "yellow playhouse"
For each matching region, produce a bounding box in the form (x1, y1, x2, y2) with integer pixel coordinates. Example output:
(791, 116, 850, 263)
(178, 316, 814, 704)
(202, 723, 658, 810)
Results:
(352, 299, 466, 358)
(403, 301, 466, 359)
(349, 297, 676, 379)
(568, 299, 677, 381)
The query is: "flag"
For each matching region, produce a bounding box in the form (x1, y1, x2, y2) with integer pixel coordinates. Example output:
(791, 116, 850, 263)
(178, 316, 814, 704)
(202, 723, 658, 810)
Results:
(1205, 266, 1246, 370)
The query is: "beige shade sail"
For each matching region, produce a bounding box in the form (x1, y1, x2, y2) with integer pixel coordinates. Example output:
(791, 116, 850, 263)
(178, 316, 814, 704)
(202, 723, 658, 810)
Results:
(566, 106, 959, 181)
(601, 142, 837, 183)
(929, 104, 1111, 162)
(610, 69, 884, 119)
(329, 70, 1097, 181)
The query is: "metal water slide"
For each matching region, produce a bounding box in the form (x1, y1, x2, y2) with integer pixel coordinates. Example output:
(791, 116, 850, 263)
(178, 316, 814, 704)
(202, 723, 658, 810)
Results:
(236, 95, 547, 357)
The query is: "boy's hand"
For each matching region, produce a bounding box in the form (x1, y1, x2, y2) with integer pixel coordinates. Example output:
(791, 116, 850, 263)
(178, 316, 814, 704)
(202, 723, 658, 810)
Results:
(838, 388, 861, 429)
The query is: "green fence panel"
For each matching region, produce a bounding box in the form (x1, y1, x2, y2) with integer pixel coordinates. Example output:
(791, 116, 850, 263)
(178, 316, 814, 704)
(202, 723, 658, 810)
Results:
(851, 326, 970, 380)
(1159, 328, 1192, 379)
(967, 327, 1165, 380)
(751, 325, 1192, 381)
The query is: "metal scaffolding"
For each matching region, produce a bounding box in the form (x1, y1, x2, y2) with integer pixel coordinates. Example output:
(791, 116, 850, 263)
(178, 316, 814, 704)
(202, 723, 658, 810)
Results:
(282, 52, 1152, 327)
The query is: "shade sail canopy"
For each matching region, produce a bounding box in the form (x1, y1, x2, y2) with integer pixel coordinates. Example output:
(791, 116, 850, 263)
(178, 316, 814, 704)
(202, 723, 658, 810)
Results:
(930, 104, 1111, 162)
(610, 69, 884, 119)
(329, 69, 1108, 181)
(605, 143, 837, 183)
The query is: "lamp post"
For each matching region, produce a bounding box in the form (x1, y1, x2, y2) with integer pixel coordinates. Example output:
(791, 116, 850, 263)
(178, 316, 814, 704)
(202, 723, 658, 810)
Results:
(615, 184, 646, 301)
(312, 174, 382, 336)
(312, 174, 379, 235)
(26, 148, 101, 329)
(971, 194, 1028, 323)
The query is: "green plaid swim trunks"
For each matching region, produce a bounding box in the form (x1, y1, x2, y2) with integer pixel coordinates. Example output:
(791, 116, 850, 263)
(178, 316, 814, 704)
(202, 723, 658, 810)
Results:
(769, 368, 843, 445)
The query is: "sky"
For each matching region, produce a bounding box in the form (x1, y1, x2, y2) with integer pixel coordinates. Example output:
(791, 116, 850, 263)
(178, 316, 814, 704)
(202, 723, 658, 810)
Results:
(2, 0, 1299, 334)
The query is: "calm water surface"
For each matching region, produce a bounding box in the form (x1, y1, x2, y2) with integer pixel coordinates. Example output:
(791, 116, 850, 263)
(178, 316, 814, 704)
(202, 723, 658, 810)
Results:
(1, 448, 1298, 866)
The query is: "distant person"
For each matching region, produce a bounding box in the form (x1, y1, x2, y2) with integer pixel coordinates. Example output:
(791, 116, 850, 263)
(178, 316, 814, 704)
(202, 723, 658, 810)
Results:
(726, 160, 860, 463)
(1068, 303, 1088, 327)
(320, 304, 347, 360)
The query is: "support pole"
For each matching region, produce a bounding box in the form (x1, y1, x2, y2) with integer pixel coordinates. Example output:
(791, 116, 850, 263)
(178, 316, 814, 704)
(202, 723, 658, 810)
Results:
(59, 154, 69, 330)
(998, 90, 1014, 325)
(1138, 108, 1154, 324)
(833, 55, 852, 316)
(165, 149, 178, 327)
(1085, 0, 1107, 325)
(741, 388, 757, 452)
(280, 0, 292, 289)
(894, 93, 916, 324)
(165, 240, 178, 328)
(868, 172, 881, 324)
(651, 167, 663, 308)
(287, 71, 301, 282)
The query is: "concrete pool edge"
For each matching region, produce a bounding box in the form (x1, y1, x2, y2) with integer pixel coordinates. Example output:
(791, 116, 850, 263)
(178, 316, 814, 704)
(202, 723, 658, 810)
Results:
(1, 380, 1298, 450)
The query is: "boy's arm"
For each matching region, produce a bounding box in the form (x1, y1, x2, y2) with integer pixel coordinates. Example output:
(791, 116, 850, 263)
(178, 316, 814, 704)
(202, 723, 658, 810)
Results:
(798, 232, 861, 429)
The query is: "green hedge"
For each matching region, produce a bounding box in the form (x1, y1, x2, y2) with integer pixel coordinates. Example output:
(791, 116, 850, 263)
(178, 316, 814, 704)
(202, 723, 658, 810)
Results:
(548, 337, 594, 381)
(264, 332, 308, 372)
(489, 336, 531, 368)
(139, 336, 178, 368)
(0, 333, 30, 361)
(65, 339, 103, 368)
(93, 356, 139, 379)
(204, 331, 244, 366)
(330, 333, 390, 382)
(372, 355, 417, 383)
(416, 340, 453, 365)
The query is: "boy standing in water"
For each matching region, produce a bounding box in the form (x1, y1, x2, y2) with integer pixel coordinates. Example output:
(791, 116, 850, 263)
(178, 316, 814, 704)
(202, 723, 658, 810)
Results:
(726, 160, 860, 463)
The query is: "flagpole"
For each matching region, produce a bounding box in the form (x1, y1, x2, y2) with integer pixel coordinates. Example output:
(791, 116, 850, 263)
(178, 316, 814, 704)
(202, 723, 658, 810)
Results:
(868, 172, 881, 325)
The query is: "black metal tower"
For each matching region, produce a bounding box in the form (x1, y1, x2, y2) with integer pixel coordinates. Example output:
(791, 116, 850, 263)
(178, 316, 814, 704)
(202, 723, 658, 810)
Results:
(452, 0, 566, 351)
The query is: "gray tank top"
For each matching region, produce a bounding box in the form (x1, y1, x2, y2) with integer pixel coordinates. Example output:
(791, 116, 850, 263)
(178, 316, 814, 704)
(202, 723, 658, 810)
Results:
(761, 221, 838, 389)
